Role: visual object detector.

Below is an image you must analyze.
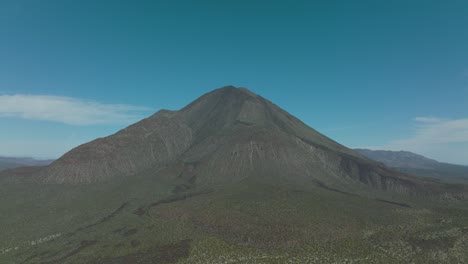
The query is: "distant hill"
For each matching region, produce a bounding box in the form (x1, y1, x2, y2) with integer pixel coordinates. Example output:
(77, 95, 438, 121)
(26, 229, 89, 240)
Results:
(355, 149, 468, 184)
(0, 156, 54, 171)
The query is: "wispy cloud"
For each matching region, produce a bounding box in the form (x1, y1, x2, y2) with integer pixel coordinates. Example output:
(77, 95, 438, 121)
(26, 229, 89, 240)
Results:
(413, 117, 443, 123)
(366, 117, 468, 164)
(0, 94, 152, 125)
(397, 117, 468, 145)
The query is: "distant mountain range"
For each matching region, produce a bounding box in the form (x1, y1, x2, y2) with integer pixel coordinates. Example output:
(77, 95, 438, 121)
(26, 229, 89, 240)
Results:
(0, 156, 54, 171)
(355, 149, 468, 184)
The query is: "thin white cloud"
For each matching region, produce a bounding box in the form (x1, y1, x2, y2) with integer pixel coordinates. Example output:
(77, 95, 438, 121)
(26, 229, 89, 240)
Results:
(400, 117, 468, 145)
(413, 117, 443, 123)
(367, 117, 468, 165)
(0, 94, 152, 125)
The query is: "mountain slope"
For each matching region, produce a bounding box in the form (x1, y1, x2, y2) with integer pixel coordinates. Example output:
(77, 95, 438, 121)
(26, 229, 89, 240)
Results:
(35, 87, 456, 199)
(41, 86, 356, 183)
(355, 149, 468, 184)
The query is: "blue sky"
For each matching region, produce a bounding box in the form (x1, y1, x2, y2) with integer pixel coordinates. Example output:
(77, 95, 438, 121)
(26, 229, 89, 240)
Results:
(1, 0, 467, 164)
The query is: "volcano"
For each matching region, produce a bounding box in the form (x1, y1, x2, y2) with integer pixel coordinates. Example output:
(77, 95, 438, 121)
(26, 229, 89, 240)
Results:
(2, 86, 467, 264)
(41, 86, 441, 196)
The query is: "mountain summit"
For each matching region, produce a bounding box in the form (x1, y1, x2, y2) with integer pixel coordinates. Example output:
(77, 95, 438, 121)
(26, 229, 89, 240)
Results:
(38, 87, 454, 197)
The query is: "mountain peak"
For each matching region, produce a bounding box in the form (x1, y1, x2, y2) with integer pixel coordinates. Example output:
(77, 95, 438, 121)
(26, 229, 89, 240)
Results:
(215, 85, 256, 94)
(178, 86, 267, 131)
(39, 86, 356, 184)
(39, 85, 435, 202)
(207, 85, 259, 101)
